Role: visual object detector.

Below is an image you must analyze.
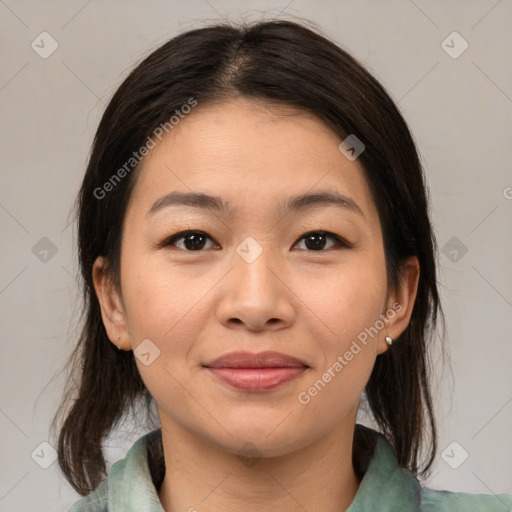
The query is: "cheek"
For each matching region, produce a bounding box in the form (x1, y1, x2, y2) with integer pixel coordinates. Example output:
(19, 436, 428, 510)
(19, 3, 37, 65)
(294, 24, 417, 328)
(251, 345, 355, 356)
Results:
(297, 267, 386, 417)
(306, 256, 388, 342)
(298, 256, 387, 401)
(119, 249, 203, 358)
(120, 256, 207, 410)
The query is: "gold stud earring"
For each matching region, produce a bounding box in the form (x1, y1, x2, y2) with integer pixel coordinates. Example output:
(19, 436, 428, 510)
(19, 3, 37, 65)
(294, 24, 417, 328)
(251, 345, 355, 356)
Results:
(385, 336, 393, 347)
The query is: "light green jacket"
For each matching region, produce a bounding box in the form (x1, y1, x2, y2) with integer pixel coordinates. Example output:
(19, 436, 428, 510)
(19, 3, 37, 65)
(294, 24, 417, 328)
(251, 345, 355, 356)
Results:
(68, 426, 512, 511)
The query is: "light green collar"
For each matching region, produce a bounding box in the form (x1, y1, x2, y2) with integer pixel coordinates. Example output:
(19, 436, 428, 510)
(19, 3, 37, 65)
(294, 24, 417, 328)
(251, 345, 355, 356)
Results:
(106, 425, 421, 511)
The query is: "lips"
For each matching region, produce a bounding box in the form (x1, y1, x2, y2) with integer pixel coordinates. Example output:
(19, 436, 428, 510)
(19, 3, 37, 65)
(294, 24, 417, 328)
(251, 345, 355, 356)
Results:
(203, 350, 308, 369)
(203, 351, 309, 392)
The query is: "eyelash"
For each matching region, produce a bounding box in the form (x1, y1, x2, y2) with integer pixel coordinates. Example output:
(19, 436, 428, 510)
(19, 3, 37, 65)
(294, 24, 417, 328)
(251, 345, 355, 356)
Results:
(159, 230, 352, 252)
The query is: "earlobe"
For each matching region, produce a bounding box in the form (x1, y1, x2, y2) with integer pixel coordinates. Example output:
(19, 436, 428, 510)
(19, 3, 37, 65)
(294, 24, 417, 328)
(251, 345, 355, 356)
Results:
(92, 256, 131, 351)
(378, 255, 420, 354)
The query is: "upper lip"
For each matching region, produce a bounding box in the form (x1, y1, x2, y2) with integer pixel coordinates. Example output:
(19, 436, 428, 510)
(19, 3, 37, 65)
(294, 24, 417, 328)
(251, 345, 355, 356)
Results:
(203, 351, 309, 369)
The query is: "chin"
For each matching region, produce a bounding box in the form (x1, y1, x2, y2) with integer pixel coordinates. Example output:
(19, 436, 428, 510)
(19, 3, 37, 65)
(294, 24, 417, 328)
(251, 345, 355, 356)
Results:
(210, 414, 313, 457)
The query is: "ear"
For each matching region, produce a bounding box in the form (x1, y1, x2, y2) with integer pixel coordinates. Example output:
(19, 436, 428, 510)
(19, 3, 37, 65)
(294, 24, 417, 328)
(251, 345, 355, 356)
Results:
(377, 255, 420, 355)
(92, 256, 131, 351)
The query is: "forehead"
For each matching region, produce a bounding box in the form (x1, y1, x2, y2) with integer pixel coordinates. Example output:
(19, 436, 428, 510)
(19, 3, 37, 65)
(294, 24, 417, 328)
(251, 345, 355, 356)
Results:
(125, 98, 378, 224)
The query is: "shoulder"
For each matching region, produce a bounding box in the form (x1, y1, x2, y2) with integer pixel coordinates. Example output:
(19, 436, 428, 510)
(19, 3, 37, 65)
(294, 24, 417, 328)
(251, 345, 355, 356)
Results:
(420, 486, 512, 511)
(66, 429, 164, 512)
(66, 480, 108, 512)
(351, 424, 512, 512)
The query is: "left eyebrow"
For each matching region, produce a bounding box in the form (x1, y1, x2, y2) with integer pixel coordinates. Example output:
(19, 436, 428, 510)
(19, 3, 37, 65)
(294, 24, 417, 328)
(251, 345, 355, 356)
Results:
(146, 189, 364, 218)
(280, 190, 364, 218)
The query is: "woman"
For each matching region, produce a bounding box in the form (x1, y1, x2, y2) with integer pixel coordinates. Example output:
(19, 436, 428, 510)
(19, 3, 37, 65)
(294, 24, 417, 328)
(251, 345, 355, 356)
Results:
(54, 19, 512, 511)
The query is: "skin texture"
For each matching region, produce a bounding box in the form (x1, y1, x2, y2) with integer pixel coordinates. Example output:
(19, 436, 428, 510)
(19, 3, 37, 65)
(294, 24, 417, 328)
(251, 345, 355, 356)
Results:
(93, 97, 419, 512)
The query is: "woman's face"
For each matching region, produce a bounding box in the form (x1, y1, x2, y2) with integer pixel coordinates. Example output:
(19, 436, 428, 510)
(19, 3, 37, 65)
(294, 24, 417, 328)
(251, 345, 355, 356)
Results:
(94, 97, 417, 457)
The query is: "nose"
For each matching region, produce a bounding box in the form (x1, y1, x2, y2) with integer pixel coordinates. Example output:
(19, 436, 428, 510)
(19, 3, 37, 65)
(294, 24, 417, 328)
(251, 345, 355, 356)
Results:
(214, 239, 295, 332)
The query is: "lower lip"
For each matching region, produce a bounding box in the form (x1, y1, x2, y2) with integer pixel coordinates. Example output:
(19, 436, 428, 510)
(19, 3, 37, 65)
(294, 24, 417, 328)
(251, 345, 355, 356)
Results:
(206, 367, 307, 391)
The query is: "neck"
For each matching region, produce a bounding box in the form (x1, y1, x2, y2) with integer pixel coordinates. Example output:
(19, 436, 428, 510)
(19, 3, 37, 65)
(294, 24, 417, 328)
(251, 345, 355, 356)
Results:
(157, 415, 361, 512)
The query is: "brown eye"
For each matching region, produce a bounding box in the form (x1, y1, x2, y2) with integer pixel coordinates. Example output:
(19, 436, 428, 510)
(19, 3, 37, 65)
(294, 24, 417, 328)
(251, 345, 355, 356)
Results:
(293, 231, 349, 251)
(163, 231, 218, 251)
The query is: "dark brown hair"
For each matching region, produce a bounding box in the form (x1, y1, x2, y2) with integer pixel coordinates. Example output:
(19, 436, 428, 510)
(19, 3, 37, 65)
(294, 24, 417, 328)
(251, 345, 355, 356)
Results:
(52, 18, 445, 495)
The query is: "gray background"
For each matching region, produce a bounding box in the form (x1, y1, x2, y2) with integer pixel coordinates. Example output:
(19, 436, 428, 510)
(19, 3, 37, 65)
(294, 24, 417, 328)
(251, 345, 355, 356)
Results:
(1, 0, 511, 510)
